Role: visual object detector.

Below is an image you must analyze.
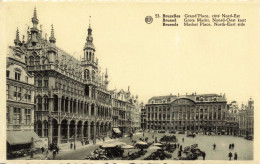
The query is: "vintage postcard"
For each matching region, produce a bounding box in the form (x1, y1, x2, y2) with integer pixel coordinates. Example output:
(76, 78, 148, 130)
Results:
(0, 1, 259, 163)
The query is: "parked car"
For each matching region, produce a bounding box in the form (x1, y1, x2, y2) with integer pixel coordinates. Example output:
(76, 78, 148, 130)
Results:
(158, 130, 166, 133)
(169, 130, 176, 134)
(187, 133, 196, 138)
(244, 136, 253, 141)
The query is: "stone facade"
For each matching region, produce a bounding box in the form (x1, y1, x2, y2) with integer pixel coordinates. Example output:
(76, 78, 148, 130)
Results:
(6, 44, 35, 132)
(145, 93, 229, 134)
(110, 88, 141, 134)
(238, 98, 254, 137)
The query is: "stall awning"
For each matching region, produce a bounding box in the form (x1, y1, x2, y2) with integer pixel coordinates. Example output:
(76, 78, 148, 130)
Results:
(113, 128, 121, 134)
(7, 131, 41, 145)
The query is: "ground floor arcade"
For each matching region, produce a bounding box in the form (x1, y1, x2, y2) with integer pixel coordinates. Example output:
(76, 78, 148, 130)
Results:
(35, 118, 112, 145)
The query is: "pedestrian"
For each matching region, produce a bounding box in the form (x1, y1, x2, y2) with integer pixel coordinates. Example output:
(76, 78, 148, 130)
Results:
(177, 143, 180, 148)
(81, 140, 83, 146)
(53, 150, 56, 159)
(232, 143, 234, 149)
(182, 138, 184, 143)
(56, 146, 59, 154)
(229, 144, 231, 150)
(202, 152, 206, 160)
(30, 150, 34, 158)
(178, 150, 182, 157)
(213, 143, 216, 150)
(41, 147, 45, 154)
(180, 145, 183, 151)
(234, 152, 238, 160)
(70, 142, 73, 149)
(228, 152, 233, 160)
(74, 142, 76, 150)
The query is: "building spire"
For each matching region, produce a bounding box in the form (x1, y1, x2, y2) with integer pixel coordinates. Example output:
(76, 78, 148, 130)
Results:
(105, 68, 108, 78)
(49, 24, 56, 44)
(31, 7, 39, 26)
(14, 27, 21, 46)
(84, 16, 95, 51)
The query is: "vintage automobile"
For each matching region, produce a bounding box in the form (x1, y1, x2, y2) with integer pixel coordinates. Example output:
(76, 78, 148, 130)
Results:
(187, 133, 196, 138)
(158, 130, 166, 133)
(160, 135, 177, 142)
(169, 130, 176, 134)
(244, 136, 253, 141)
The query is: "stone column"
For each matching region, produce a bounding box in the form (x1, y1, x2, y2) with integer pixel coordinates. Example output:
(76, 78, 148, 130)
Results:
(49, 98, 54, 113)
(42, 122, 45, 137)
(63, 98, 66, 112)
(35, 122, 39, 135)
(68, 99, 70, 113)
(81, 124, 84, 142)
(74, 124, 77, 142)
(89, 104, 91, 116)
(58, 123, 61, 145)
(48, 122, 53, 144)
(94, 123, 96, 140)
(87, 122, 91, 140)
(67, 124, 70, 141)
(58, 97, 61, 113)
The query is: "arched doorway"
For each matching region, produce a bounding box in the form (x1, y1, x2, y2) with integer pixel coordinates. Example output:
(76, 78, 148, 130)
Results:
(61, 119, 68, 143)
(70, 120, 76, 142)
(52, 119, 58, 144)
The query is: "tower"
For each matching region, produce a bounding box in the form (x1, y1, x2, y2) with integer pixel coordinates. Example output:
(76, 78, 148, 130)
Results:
(84, 25, 95, 62)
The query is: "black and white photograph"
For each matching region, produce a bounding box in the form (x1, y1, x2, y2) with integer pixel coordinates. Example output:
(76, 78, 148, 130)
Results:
(1, 2, 258, 162)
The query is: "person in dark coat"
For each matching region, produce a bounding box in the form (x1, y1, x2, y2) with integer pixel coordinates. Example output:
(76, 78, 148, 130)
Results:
(213, 143, 216, 150)
(56, 146, 59, 154)
(70, 142, 73, 149)
(234, 152, 238, 160)
(229, 144, 231, 149)
(178, 150, 182, 157)
(180, 145, 183, 151)
(202, 152, 206, 160)
(182, 138, 184, 143)
(74, 143, 76, 150)
(41, 147, 45, 154)
(52, 150, 56, 159)
(232, 143, 235, 149)
(228, 152, 233, 160)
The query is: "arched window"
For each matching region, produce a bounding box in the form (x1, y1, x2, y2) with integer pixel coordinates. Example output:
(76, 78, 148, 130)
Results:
(29, 56, 34, 66)
(37, 96, 42, 111)
(35, 56, 40, 66)
(92, 70, 95, 81)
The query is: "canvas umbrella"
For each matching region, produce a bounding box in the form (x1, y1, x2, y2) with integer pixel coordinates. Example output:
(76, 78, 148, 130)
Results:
(148, 146, 161, 150)
(153, 143, 163, 147)
(135, 141, 148, 145)
(121, 145, 135, 149)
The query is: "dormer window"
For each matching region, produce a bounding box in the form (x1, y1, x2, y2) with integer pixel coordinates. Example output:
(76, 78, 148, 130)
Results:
(6, 70, 10, 78)
(15, 71, 21, 81)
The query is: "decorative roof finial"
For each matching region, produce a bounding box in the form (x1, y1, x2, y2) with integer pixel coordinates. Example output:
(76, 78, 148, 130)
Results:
(49, 24, 56, 44)
(33, 7, 37, 19)
(14, 27, 20, 46)
(89, 16, 91, 28)
(105, 68, 108, 78)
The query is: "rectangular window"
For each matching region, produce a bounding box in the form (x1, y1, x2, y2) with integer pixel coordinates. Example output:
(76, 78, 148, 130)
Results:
(6, 70, 10, 78)
(44, 80, 49, 87)
(38, 79, 42, 87)
(44, 97, 48, 111)
(18, 87, 21, 100)
(6, 106, 10, 124)
(38, 97, 42, 111)
(13, 108, 21, 124)
(28, 90, 31, 102)
(6, 84, 9, 99)
(15, 72, 21, 81)
(24, 109, 31, 125)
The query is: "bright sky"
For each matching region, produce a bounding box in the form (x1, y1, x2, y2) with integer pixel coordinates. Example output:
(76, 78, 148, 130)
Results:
(2, 2, 259, 105)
